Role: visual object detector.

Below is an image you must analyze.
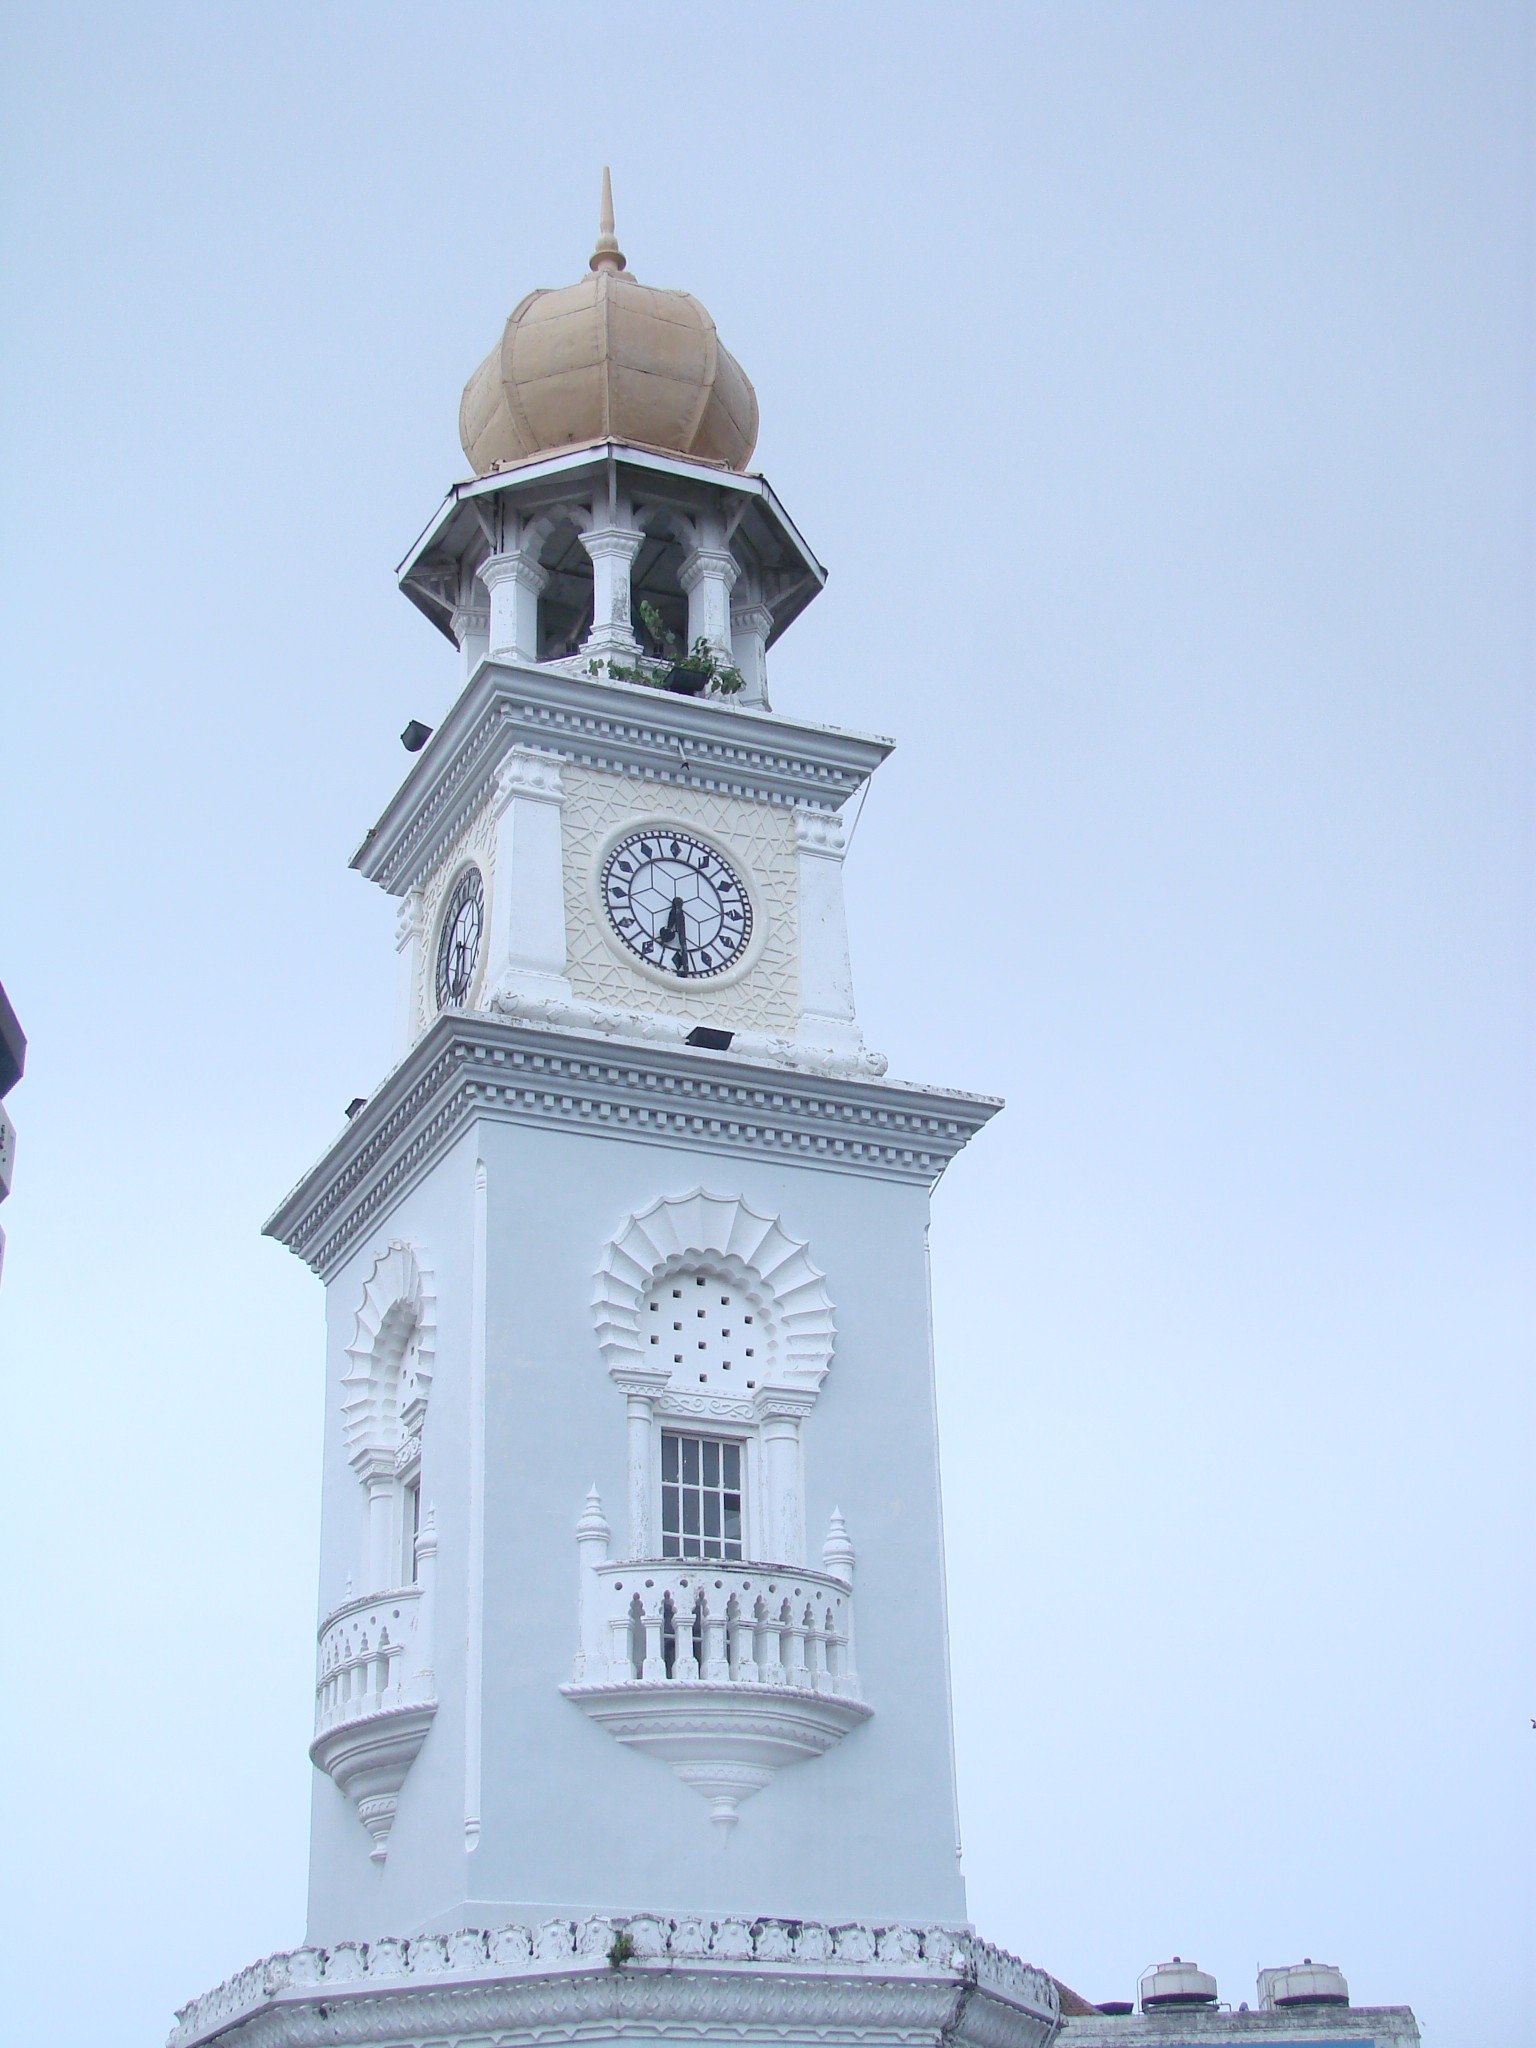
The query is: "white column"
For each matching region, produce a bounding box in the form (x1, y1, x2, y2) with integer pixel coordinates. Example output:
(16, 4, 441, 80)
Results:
(478, 551, 547, 664)
(394, 887, 425, 1056)
(450, 598, 490, 677)
(678, 545, 739, 658)
(579, 525, 644, 658)
(483, 748, 572, 1012)
(573, 1489, 611, 1682)
(730, 598, 774, 708)
(413, 1507, 438, 1691)
(756, 1393, 812, 1564)
(793, 806, 862, 1058)
(365, 1474, 395, 1591)
(627, 1392, 655, 1558)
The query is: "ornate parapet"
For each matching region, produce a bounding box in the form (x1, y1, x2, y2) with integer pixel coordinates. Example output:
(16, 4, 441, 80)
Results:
(170, 1916, 1060, 2048)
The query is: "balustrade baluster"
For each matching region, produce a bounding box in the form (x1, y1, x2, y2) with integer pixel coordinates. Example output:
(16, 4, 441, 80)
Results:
(608, 1613, 635, 1683)
(806, 1612, 829, 1691)
(701, 1601, 729, 1681)
(785, 1608, 810, 1689)
(673, 1594, 700, 1681)
(641, 1604, 666, 1681)
(763, 1605, 788, 1686)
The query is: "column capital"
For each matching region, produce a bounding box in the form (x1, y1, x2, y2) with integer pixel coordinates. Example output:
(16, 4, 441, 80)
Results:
(793, 805, 847, 858)
(678, 545, 741, 596)
(579, 524, 645, 565)
(478, 549, 549, 596)
(494, 745, 564, 807)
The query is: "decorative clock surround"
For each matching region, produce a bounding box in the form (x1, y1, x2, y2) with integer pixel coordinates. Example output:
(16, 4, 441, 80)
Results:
(563, 763, 798, 1030)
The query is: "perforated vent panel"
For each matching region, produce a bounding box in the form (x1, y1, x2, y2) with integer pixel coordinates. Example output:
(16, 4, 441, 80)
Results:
(642, 1270, 760, 1391)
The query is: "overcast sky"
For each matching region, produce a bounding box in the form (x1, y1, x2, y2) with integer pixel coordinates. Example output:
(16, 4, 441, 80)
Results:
(1, 5, 1530, 2044)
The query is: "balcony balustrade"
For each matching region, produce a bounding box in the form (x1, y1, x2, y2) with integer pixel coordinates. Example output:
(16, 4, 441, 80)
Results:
(310, 1523, 437, 1861)
(561, 1497, 871, 1831)
(578, 1559, 860, 1695)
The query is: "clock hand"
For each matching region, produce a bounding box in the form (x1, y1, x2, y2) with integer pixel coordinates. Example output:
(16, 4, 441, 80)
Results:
(660, 895, 689, 972)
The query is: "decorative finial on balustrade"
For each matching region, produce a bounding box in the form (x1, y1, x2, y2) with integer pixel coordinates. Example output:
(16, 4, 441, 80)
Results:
(576, 1486, 611, 1543)
(415, 1504, 438, 1561)
(822, 1508, 855, 1578)
(589, 167, 627, 274)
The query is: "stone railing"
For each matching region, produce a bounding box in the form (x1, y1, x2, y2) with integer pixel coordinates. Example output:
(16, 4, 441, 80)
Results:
(315, 1584, 433, 1738)
(170, 1915, 1060, 2048)
(573, 1557, 859, 1696)
(309, 1540, 437, 1861)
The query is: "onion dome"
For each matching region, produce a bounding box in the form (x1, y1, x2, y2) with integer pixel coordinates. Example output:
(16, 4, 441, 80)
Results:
(459, 171, 759, 476)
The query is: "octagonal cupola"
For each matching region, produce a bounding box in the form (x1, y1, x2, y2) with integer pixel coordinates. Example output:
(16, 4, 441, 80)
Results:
(398, 174, 822, 711)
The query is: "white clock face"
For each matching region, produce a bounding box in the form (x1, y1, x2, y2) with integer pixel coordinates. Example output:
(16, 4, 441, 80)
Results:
(600, 829, 753, 980)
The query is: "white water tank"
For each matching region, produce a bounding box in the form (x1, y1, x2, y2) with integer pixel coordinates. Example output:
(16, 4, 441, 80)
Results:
(1140, 1959, 1219, 2009)
(1258, 1962, 1350, 2009)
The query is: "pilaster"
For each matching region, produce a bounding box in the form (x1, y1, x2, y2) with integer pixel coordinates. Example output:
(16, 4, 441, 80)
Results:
(394, 888, 426, 1056)
(483, 748, 572, 1010)
(793, 806, 861, 1059)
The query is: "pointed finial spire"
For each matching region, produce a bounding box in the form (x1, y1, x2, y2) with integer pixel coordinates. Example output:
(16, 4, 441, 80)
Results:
(590, 167, 627, 274)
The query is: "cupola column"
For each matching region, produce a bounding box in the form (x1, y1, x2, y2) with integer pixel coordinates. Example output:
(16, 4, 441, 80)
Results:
(678, 545, 740, 659)
(730, 596, 775, 708)
(579, 525, 644, 659)
(479, 550, 548, 664)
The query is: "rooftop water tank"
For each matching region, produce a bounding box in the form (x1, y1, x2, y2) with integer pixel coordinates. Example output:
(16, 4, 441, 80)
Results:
(1258, 1962, 1350, 2009)
(1140, 1959, 1219, 2009)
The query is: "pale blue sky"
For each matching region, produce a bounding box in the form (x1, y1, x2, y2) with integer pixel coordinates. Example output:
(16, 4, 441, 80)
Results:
(1, 5, 1530, 2043)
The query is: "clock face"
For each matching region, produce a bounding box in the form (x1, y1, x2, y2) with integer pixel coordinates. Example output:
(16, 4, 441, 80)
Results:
(601, 829, 753, 980)
(434, 866, 484, 1009)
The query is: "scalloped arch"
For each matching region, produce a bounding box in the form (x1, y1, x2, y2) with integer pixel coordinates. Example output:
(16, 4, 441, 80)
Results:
(341, 1241, 437, 1479)
(593, 1190, 834, 1394)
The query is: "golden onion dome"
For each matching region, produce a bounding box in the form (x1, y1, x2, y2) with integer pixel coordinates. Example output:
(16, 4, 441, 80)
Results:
(459, 172, 759, 476)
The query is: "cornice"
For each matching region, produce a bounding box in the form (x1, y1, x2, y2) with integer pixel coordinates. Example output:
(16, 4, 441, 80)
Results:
(171, 1917, 1059, 2048)
(264, 1018, 1002, 1279)
(351, 664, 893, 898)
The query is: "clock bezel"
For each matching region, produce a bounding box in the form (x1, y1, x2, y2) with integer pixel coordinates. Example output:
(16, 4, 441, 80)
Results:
(590, 817, 766, 992)
(431, 860, 487, 1013)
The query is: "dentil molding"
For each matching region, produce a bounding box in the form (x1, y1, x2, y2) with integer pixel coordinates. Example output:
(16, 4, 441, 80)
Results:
(171, 1915, 1059, 2048)
(265, 1017, 1003, 1279)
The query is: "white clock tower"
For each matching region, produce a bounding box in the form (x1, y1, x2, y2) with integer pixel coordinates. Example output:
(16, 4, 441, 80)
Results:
(172, 179, 1060, 2048)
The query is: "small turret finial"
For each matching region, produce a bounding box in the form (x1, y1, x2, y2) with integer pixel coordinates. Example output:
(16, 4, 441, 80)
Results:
(590, 167, 627, 274)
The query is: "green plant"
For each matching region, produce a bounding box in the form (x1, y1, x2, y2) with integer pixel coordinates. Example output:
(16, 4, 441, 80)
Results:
(584, 628, 745, 698)
(607, 1929, 637, 1970)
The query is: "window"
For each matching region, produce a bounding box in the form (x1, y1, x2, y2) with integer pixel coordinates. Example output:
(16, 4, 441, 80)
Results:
(402, 1477, 422, 1585)
(661, 1432, 743, 1560)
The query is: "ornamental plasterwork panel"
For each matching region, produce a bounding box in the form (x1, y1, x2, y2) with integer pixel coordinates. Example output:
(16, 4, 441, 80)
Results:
(560, 762, 799, 1030)
(340, 1239, 436, 1480)
(593, 1188, 834, 1401)
(409, 792, 498, 1040)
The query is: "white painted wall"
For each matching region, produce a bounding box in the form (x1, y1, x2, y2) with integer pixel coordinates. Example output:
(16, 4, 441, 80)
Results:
(304, 1112, 970, 1944)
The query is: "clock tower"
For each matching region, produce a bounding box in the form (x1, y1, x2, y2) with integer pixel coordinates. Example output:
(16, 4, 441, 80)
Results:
(172, 178, 1059, 2048)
